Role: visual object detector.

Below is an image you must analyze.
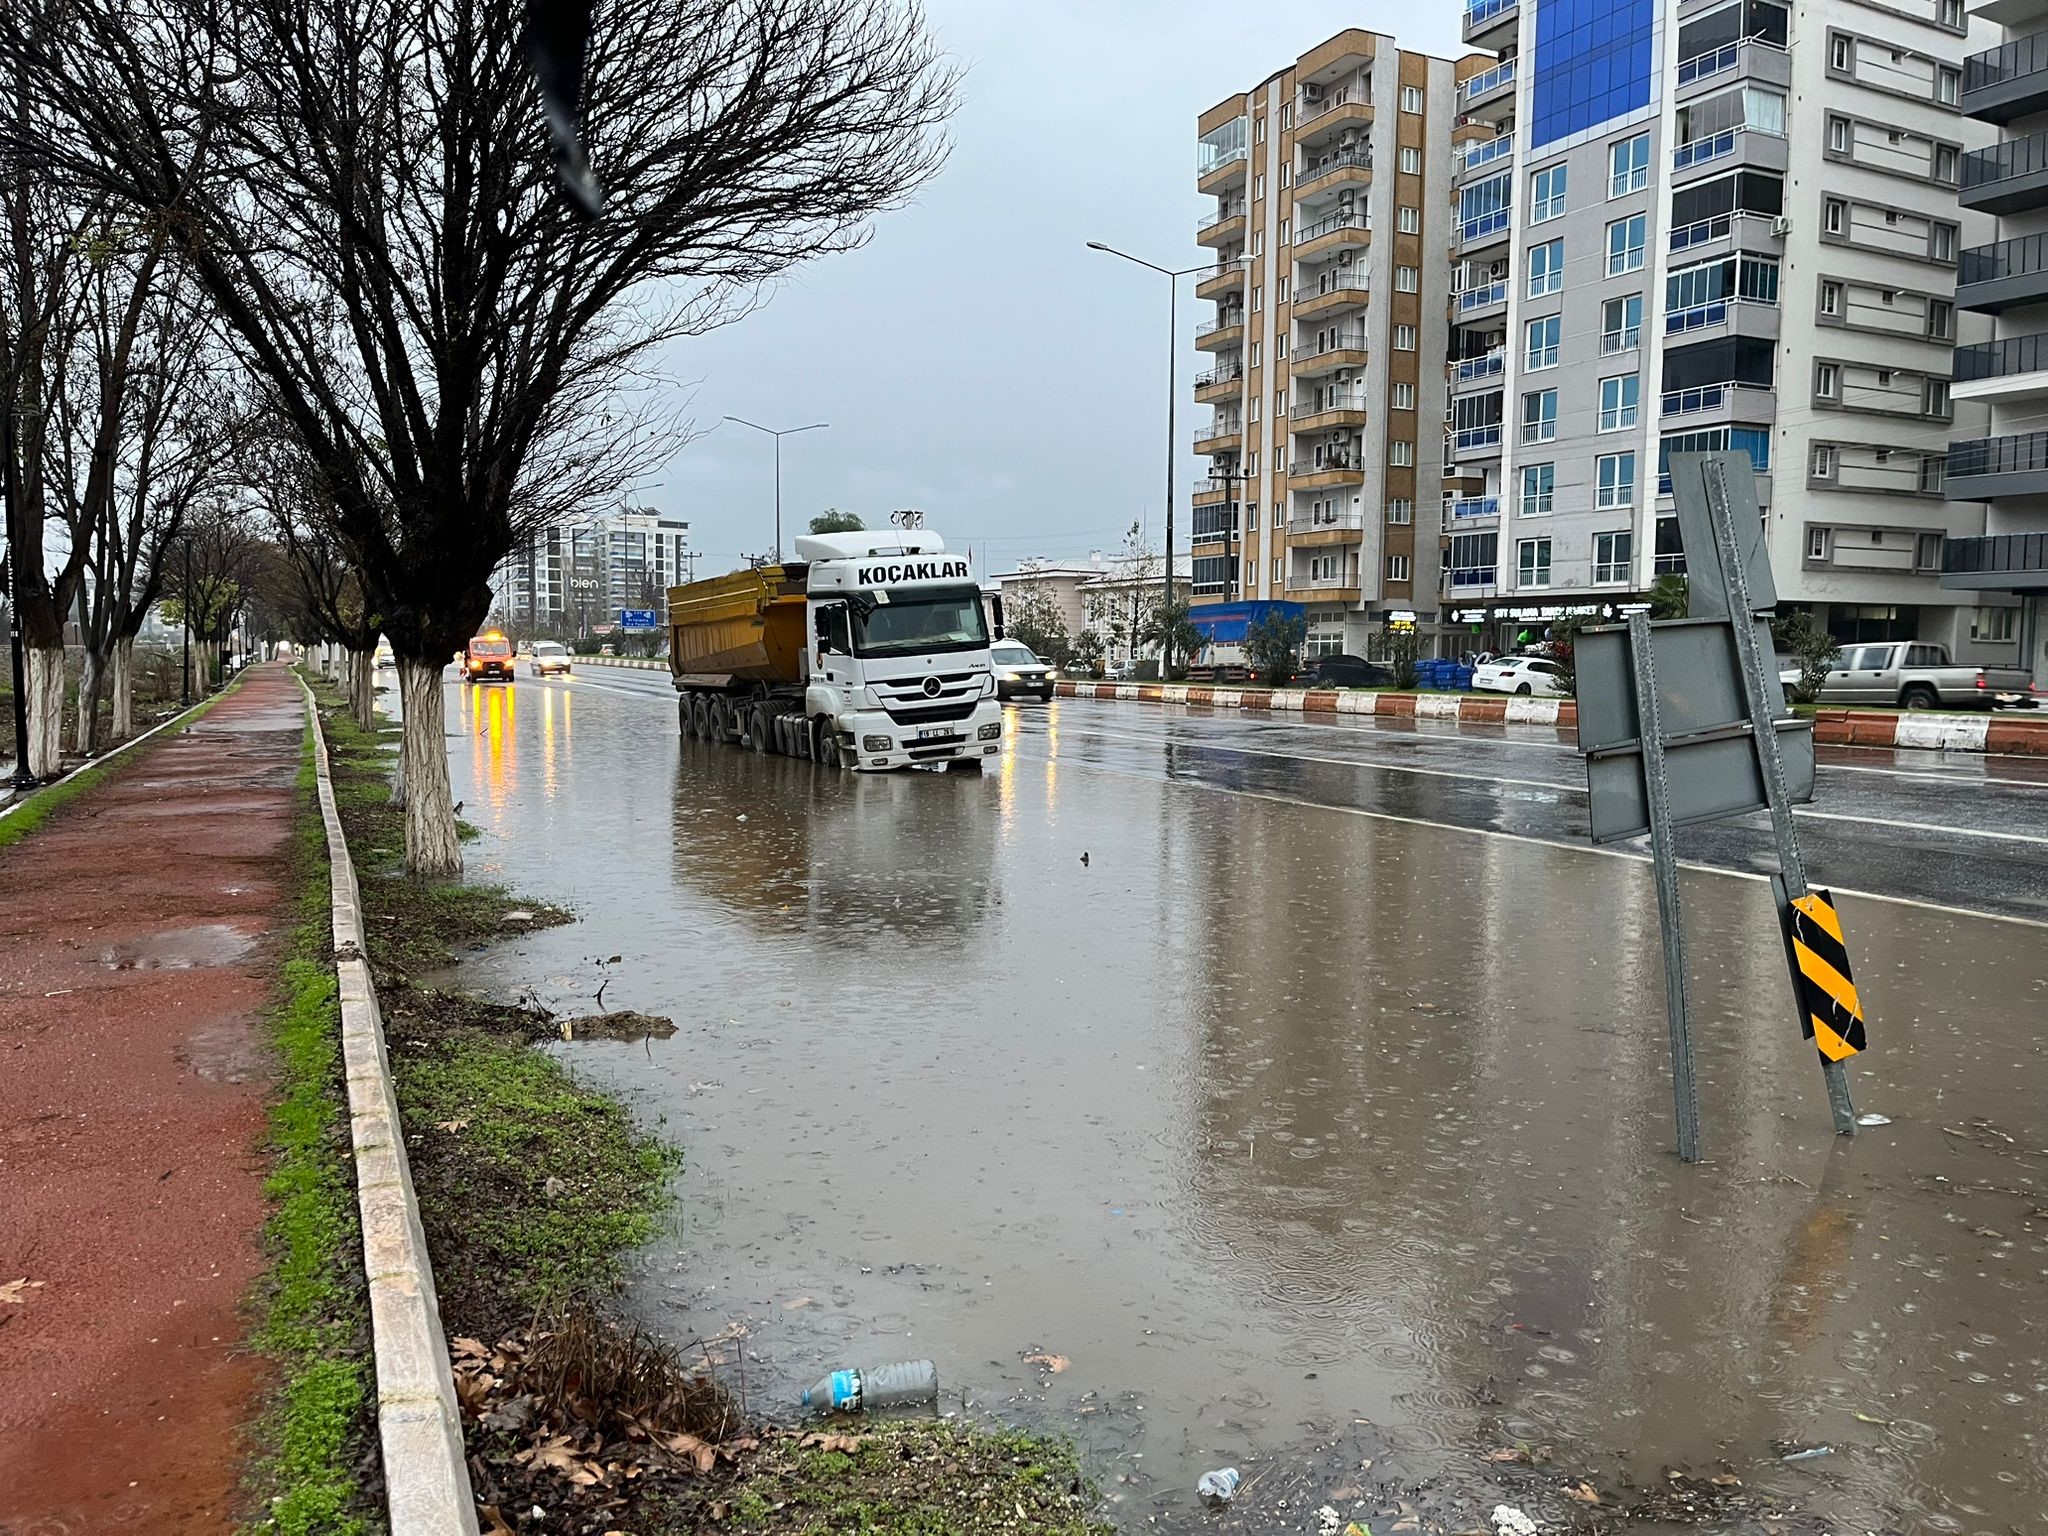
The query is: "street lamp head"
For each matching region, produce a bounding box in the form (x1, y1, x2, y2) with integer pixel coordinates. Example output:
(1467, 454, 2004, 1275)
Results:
(1086, 241, 1109, 251)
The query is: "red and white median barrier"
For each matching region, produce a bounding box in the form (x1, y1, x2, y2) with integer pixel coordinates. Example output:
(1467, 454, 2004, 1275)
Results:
(1052, 681, 2048, 757)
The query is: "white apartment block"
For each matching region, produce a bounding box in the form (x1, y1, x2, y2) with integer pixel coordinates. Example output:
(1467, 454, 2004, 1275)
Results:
(1448, 0, 2016, 660)
(501, 506, 691, 632)
(1194, 31, 1464, 658)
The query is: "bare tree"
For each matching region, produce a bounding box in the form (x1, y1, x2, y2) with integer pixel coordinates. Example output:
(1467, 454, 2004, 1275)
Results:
(164, 500, 260, 691)
(7, 0, 957, 872)
(259, 451, 382, 729)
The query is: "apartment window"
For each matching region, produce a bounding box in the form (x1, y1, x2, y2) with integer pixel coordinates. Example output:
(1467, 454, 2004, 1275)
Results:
(1396, 265, 1419, 292)
(1812, 444, 1836, 478)
(1830, 34, 1852, 72)
(1594, 530, 1632, 583)
(1528, 238, 1564, 298)
(1938, 67, 1960, 106)
(1247, 501, 1259, 530)
(1941, 0, 1963, 22)
(1520, 464, 1555, 518)
(1277, 335, 1288, 358)
(1401, 85, 1424, 113)
(1251, 341, 1262, 367)
(1255, 173, 1266, 200)
(1607, 214, 1647, 276)
(1596, 452, 1636, 509)
(1602, 295, 1643, 353)
(1934, 145, 1959, 184)
(1388, 554, 1412, 582)
(1249, 397, 1260, 422)
(1828, 115, 1850, 154)
(1599, 374, 1640, 432)
(1920, 455, 1946, 493)
(1273, 556, 1283, 583)
(1928, 300, 1954, 339)
(1395, 324, 1418, 350)
(1522, 389, 1559, 445)
(1400, 145, 1422, 175)
(1273, 445, 1283, 471)
(1924, 379, 1951, 419)
(1933, 223, 1957, 261)
(1281, 165, 1292, 189)
(1392, 382, 1416, 410)
(1973, 606, 2019, 643)
(1273, 390, 1285, 415)
(1531, 164, 1568, 223)
(1820, 281, 1843, 318)
(1517, 537, 1554, 587)
(1253, 231, 1264, 256)
(1281, 219, 1290, 245)
(1256, 114, 1267, 144)
(1387, 498, 1414, 524)
(1916, 533, 1944, 571)
(1398, 206, 1420, 234)
(1390, 440, 1415, 466)
(1280, 104, 1293, 130)
(1825, 198, 1846, 235)
(1252, 284, 1263, 312)
(1610, 133, 1650, 197)
(1813, 362, 1839, 400)
(1526, 314, 1561, 370)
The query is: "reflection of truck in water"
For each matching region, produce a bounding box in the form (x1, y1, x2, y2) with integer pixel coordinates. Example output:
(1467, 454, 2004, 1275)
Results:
(668, 532, 1005, 772)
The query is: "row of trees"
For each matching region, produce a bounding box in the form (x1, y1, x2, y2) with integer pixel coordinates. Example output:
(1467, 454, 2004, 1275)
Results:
(3, 0, 957, 872)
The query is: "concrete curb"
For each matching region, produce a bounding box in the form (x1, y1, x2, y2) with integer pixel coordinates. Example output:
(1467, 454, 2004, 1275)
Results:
(298, 676, 479, 1535)
(1053, 681, 2048, 757)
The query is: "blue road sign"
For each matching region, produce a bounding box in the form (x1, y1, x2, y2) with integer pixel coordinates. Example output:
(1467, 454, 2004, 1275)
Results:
(618, 609, 660, 631)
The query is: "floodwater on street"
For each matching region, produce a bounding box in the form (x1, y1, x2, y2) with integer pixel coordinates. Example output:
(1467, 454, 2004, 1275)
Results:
(438, 672, 2047, 1533)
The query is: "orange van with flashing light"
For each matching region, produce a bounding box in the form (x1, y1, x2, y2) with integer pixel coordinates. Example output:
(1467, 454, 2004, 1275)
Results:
(464, 632, 515, 682)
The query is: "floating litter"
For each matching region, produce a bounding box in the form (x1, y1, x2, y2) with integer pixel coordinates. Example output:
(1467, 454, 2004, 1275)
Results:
(1857, 1113, 1892, 1127)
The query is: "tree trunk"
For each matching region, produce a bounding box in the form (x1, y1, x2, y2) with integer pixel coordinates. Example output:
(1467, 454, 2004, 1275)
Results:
(110, 636, 135, 739)
(76, 648, 105, 755)
(349, 647, 376, 731)
(26, 646, 65, 779)
(396, 657, 460, 876)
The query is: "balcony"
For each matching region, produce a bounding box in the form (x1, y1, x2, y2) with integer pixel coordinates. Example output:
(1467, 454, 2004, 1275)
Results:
(1444, 564, 1499, 592)
(1196, 262, 1248, 301)
(1963, 30, 2048, 125)
(1291, 392, 1369, 431)
(1286, 579, 1365, 604)
(1292, 271, 1371, 320)
(1197, 206, 1248, 248)
(1457, 207, 1512, 253)
(1296, 87, 1374, 145)
(1193, 363, 1245, 403)
(1660, 379, 1776, 422)
(1460, 59, 1517, 121)
(1192, 478, 1242, 505)
(1193, 422, 1244, 455)
(1448, 423, 1504, 460)
(1463, 0, 1519, 50)
(1293, 211, 1371, 261)
(1452, 349, 1507, 387)
(1664, 294, 1780, 341)
(1292, 507, 1369, 545)
(1940, 532, 2048, 591)
(1455, 133, 1516, 182)
(1668, 209, 1786, 257)
(1289, 458, 1367, 488)
(1675, 39, 1791, 97)
(1194, 314, 1246, 351)
(1293, 327, 1370, 376)
(1448, 495, 1500, 521)
(1456, 279, 1509, 319)
(1190, 508, 1241, 546)
(1952, 331, 2048, 404)
(1959, 234, 2048, 313)
(1296, 146, 1374, 202)
(1946, 431, 2048, 498)
(1197, 144, 1249, 195)
(1963, 130, 2048, 216)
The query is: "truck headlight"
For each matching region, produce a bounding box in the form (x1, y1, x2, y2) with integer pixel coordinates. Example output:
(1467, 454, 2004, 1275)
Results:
(862, 734, 892, 752)
(977, 722, 1002, 741)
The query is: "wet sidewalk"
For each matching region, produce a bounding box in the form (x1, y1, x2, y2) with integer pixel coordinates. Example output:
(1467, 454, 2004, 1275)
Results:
(0, 664, 306, 1533)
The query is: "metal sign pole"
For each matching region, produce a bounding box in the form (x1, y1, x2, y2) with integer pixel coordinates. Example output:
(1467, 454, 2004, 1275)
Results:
(1697, 458, 1858, 1135)
(1626, 609, 1703, 1163)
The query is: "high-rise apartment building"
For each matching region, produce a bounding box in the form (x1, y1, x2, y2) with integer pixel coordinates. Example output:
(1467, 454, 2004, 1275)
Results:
(1946, 0, 2048, 684)
(1447, 0, 2007, 659)
(500, 507, 691, 633)
(1193, 32, 1464, 658)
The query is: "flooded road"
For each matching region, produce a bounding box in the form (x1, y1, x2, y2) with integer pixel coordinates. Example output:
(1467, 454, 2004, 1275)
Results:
(443, 673, 2048, 1532)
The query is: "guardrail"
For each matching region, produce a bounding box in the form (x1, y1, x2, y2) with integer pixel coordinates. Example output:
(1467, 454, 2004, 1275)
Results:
(1963, 128, 2048, 190)
(1953, 331, 2048, 382)
(1297, 211, 1370, 244)
(1453, 350, 1506, 383)
(1661, 379, 1773, 416)
(1462, 59, 1516, 102)
(1458, 280, 1508, 313)
(1449, 496, 1500, 519)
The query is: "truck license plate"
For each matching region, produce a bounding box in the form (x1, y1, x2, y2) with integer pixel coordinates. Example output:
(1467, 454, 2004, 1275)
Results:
(917, 726, 949, 741)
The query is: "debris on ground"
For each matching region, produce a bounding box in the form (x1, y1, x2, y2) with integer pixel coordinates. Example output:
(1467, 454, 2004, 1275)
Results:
(1491, 1504, 1539, 1536)
(557, 1009, 678, 1040)
(1198, 1466, 1243, 1504)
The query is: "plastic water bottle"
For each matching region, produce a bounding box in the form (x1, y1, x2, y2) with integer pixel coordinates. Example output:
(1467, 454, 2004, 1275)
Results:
(800, 1359, 938, 1411)
(1197, 1467, 1242, 1504)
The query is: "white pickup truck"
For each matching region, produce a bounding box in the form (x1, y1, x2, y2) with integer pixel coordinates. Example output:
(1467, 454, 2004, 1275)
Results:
(1787, 641, 2040, 711)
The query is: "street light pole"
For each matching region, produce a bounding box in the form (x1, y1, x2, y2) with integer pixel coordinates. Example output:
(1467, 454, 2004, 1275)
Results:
(724, 416, 828, 564)
(1086, 242, 1222, 679)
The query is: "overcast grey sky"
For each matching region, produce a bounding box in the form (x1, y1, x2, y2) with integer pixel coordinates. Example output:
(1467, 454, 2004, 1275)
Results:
(643, 0, 1466, 577)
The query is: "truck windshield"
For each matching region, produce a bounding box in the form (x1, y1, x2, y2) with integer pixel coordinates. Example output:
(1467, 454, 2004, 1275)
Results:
(852, 585, 989, 658)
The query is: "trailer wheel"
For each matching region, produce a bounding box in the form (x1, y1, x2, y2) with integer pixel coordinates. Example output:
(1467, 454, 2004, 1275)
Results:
(677, 696, 690, 739)
(709, 697, 732, 743)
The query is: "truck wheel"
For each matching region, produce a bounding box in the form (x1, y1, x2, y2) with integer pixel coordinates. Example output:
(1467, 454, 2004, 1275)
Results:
(709, 698, 732, 743)
(678, 697, 690, 739)
(1901, 685, 1938, 711)
(688, 695, 708, 741)
(812, 716, 842, 769)
(748, 702, 773, 753)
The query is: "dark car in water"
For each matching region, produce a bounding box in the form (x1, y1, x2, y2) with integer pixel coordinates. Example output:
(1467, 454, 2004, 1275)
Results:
(1298, 654, 1392, 689)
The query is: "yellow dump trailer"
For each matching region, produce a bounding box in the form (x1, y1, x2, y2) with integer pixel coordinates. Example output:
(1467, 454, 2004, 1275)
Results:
(667, 565, 808, 684)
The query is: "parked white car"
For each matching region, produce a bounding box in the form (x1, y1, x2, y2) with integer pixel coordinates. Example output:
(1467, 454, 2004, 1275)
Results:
(1473, 655, 1565, 697)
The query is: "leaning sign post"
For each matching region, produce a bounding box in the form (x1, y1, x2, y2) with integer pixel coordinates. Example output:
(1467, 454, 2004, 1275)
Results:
(1575, 452, 1863, 1162)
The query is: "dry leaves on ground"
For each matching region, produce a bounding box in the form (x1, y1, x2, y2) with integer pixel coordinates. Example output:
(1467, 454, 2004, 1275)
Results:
(1023, 1352, 1070, 1374)
(799, 1432, 866, 1454)
(1563, 1481, 1602, 1504)
(0, 1278, 45, 1304)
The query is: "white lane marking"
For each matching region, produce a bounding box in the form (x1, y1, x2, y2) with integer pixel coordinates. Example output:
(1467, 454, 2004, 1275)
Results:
(1793, 809, 2048, 847)
(1007, 748, 2048, 931)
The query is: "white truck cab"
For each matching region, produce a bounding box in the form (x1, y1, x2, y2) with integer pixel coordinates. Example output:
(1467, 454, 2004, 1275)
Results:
(796, 532, 1006, 770)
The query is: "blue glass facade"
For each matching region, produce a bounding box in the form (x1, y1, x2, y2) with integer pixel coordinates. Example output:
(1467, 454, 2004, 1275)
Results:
(1531, 0, 1656, 152)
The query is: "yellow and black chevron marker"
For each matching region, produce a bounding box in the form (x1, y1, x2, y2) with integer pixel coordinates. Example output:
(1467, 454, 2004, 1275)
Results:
(1786, 889, 1866, 1062)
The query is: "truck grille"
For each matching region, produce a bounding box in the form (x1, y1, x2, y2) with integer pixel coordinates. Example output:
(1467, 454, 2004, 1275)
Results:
(884, 700, 978, 726)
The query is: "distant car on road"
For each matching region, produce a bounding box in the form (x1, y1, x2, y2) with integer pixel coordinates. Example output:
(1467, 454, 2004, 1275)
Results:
(530, 640, 572, 677)
(991, 640, 1056, 700)
(1298, 654, 1392, 689)
(1474, 655, 1564, 696)
(598, 643, 616, 657)
(463, 631, 515, 683)
(1785, 641, 2039, 711)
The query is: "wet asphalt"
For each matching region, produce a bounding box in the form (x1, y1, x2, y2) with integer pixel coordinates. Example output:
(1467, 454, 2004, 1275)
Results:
(439, 670, 2048, 1533)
